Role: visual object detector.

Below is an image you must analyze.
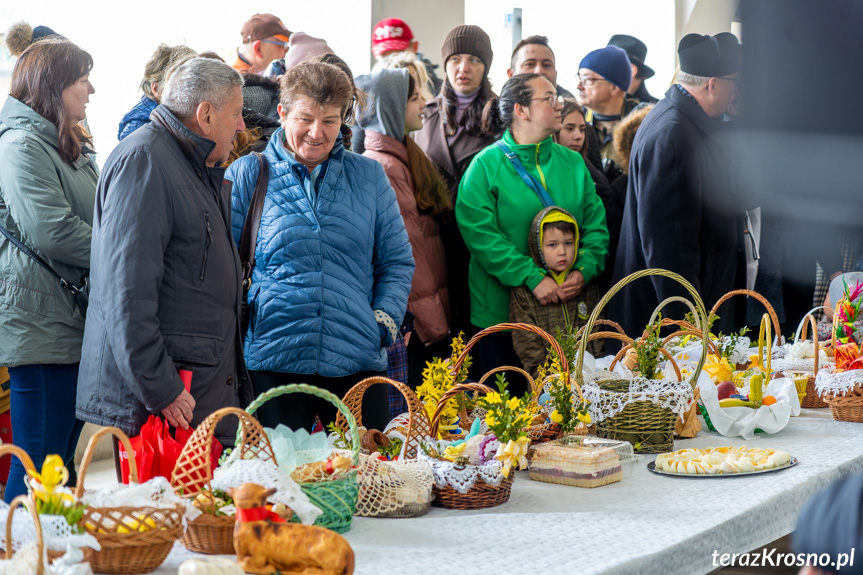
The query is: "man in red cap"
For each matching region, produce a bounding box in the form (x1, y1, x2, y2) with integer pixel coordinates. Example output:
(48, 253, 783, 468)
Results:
(229, 13, 291, 74)
(371, 17, 442, 94)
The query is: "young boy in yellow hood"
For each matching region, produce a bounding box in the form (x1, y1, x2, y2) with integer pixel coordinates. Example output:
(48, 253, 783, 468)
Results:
(510, 206, 602, 374)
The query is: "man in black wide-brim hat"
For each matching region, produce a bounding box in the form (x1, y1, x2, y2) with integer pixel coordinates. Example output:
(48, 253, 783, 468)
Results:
(611, 32, 744, 337)
(607, 34, 658, 104)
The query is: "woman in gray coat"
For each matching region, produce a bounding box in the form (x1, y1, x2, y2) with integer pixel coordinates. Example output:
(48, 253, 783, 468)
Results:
(0, 38, 97, 501)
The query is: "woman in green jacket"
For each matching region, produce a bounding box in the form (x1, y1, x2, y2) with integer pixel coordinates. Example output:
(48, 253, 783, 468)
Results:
(0, 39, 97, 501)
(456, 73, 609, 390)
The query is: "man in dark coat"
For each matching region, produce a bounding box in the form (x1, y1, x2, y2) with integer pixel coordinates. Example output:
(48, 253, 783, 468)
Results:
(611, 32, 742, 337)
(77, 58, 251, 443)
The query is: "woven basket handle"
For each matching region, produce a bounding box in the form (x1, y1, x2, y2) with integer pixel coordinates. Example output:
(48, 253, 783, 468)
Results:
(245, 384, 360, 466)
(0, 445, 37, 482)
(575, 269, 709, 389)
(758, 313, 773, 376)
(574, 319, 627, 341)
(429, 382, 495, 437)
(798, 313, 821, 376)
(711, 289, 781, 344)
(172, 407, 275, 511)
(334, 376, 430, 460)
(75, 427, 137, 499)
(450, 323, 567, 395)
(5, 495, 43, 575)
(661, 329, 720, 357)
(649, 296, 702, 331)
(793, 306, 829, 342)
(478, 366, 535, 390)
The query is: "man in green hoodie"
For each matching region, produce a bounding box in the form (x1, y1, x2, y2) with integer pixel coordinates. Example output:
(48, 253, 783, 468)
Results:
(510, 206, 602, 374)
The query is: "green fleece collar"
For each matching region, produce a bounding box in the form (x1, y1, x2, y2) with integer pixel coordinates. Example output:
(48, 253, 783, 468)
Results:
(501, 130, 555, 167)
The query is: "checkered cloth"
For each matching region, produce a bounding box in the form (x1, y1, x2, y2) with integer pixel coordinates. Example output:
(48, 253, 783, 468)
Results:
(384, 315, 415, 420)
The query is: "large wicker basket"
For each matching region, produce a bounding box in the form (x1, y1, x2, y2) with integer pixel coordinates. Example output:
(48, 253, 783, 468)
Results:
(575, 269, 709, 454)
(448, 322, 584, 442)
(245, 384, 360, 533)
(171, 407, 276, 555)
(75, 427, 184, 574)
(428, 382, 515, 510)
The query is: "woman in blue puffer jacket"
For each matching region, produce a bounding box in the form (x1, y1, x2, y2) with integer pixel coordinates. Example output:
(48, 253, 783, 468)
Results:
(227, 61, 415, 431)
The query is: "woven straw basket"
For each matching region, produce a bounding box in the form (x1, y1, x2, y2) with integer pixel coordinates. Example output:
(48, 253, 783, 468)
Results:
(791, 314, 828, 408)
(171, 407, 276, 555)
(5, 494, 45, 574)
(75, 427, 184, 574)
(575, 268, 709, 454)
(245, 383, 360, 533)
(428, 382, 515, 510)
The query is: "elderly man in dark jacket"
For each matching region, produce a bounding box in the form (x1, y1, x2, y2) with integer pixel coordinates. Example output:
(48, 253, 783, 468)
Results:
(77, 57, 249, 443)
(611, 33, 742, 337)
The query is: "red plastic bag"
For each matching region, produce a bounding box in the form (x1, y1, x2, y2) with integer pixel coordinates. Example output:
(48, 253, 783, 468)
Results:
(119, 415, 222, 483)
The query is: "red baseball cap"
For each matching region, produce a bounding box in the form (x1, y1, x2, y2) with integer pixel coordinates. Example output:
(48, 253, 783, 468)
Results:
(372, 18, 414, 58)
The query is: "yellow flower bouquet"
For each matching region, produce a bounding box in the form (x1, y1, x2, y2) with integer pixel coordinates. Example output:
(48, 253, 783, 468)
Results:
(416, 333, 472, 438)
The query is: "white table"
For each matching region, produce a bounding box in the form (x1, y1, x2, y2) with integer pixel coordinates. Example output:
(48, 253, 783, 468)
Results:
(144, 410, 863, 575)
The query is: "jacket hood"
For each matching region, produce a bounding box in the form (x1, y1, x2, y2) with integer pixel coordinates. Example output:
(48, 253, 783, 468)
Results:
(528, 206, 579, 285)
(0, 96, 59, 147)
(612, 104, 653, 174)
(355, 68, 409, 142)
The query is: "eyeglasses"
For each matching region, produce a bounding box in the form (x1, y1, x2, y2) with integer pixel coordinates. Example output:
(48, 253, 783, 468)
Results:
(260, 39, 290, 49)
(532, 94, 564, 107)
(577, 75, 609, 87)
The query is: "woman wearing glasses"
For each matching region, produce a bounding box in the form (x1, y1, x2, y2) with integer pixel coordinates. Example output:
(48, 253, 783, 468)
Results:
(455, 73, 609, 393)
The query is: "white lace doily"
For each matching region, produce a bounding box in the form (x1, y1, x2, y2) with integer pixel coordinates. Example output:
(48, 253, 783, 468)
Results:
(814, 367, 863, 396)
(0, 503, 100, 553)
(211, 459, 322, 525)
(342, 451, 433, 517)
(583, 376, 694, 424)
(417, 439, 505, 494)
(772, 340, 832, 373)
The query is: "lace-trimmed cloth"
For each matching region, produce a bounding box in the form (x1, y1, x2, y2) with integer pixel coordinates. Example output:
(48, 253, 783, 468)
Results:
(418, 439, 505, 495)
(336, 450, 434, 517)
(583, 375, 694, 424)
(814, 367, 863, 397)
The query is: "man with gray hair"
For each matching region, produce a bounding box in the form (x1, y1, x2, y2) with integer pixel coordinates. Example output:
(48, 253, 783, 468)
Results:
(77, 57, 250, 445)
(611, 33, 743, 337)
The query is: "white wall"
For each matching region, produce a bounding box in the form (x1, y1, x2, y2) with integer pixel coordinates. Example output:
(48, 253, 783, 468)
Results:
(0, 0, 372, 167)
(465, 0, 678, 99)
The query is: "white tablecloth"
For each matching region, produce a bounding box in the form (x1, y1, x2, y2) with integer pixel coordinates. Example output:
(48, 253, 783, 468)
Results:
(139, 410, 863, 575)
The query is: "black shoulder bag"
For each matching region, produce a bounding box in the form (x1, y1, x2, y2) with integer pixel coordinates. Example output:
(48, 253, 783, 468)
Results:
(0, 224, 89, 318)
(238, 152, 270, 330)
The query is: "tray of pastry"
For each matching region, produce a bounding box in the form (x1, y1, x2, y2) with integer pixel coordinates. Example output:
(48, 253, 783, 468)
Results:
(647, 446, 797, 478)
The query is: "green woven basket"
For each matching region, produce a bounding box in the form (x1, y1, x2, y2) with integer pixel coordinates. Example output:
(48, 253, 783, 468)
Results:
(244, 383, 360, 534)
(576, 269, 709, 454)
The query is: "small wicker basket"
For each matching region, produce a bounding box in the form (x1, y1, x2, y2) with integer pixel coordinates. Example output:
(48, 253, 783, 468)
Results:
(75, 427, 184, 574)
(245, 384, 360, 533)
(575, 269, 709, 454)
(171, 407, 276, 555)
(792, 314, 827, 408)
(428, 382, 515, 510)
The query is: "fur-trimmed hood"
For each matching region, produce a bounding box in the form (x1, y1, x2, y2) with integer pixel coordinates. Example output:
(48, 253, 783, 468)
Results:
(613, 104, 654, 175)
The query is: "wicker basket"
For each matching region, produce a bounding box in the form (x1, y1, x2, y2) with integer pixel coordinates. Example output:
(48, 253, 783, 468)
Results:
(449, 322, 585, 442)
(5, 495, 45, 574)
(791, 314, 828, 408)
(75, 427, 184, 574)
(171, 407, 275, 554)
(335, 375, 431, 459)
(428, 382, 515, 510)
(575, 269, 709, 454)
(246, 384, 360, 533)
(710, 289, 782, 344)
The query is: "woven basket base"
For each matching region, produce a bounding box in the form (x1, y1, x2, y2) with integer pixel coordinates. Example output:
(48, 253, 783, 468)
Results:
(89, 540, 175, 574)
(180, 514, 235, 555)
(528, 423, 561, 444)
(431, 475, 514, 510)
(801, 378, 828, 408)
(595, 399, 678, 454)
